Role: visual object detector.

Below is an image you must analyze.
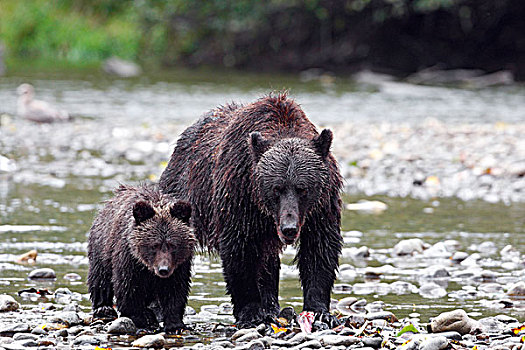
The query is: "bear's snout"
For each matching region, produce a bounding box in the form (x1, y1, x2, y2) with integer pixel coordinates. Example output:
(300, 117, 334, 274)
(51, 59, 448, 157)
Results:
(278, 211, 300, 245)
(157, 265, 170, 277)
(153, 250, 174, 278)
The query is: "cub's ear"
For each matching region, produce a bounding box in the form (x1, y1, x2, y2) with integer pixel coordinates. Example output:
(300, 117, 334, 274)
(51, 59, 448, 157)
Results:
(313, 129, 333, 159)
(133, 201, 155, 224)
(248, 132, 270, 163)
(170, 201, 192, 224)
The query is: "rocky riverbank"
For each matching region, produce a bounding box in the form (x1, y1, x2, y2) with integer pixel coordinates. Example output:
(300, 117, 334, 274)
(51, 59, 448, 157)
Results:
(0, 294, 524, 349)
(0, 232, 523, 349)
(1, 115, 524, 204)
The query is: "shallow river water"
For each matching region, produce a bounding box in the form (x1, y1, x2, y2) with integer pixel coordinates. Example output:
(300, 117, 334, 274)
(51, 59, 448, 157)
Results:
(0, 67, 523, 333)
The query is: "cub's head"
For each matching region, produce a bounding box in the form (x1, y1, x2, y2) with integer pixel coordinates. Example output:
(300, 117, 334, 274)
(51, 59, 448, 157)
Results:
(129, 199, 195, 278)
(249, 129, 332, 245)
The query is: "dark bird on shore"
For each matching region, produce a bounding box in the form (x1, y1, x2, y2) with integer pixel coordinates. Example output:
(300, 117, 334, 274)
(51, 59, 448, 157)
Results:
(17, 83, 70, 123)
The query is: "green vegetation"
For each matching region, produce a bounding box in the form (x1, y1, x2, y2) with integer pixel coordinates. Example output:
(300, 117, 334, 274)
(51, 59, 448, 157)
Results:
(0, 0, 140, 65)
(0, 0, 522, 78)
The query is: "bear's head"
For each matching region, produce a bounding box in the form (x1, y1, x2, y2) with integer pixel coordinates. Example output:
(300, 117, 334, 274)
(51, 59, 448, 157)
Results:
(249, 129, 332, 245)
(129, 200, 195, 278)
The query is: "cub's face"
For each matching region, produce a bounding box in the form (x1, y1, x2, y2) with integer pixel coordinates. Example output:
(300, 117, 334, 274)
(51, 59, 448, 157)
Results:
(130, 200, 195, 278)
(249, 130, 332, 245)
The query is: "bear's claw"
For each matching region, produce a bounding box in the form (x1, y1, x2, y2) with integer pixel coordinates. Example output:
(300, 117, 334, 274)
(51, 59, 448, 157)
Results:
(92, 306, 118, 322)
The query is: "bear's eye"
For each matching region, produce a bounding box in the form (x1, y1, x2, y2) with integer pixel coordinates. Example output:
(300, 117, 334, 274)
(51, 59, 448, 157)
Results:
(296, 187, 307, 197)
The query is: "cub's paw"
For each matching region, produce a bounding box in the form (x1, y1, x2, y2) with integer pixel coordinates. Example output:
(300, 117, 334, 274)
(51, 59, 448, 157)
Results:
(314, 311, 341, 329)
(93, 306, 118, 322)
(129, 308, 159, 330)
(164, 321, 190, 335)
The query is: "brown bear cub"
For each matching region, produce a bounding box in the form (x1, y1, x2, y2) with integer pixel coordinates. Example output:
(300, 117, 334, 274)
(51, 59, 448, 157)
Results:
(87, 183, 195, 333)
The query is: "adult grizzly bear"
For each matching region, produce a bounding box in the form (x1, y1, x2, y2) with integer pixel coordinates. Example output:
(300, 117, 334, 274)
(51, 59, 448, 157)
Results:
(87, 183, 195, 333)
(160, 94, 343, 327)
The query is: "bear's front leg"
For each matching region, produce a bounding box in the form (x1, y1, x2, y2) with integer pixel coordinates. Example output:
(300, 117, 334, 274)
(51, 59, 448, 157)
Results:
(256, 251, 281, 321)
(220, 240, 265, 328)
(113, 260, 159, 331)
(157, 260, 192, 334)
(297, 216, 342, 328)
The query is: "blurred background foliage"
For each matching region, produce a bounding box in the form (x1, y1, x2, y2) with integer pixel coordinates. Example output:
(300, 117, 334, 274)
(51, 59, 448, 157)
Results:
(0, 0, 523, 77)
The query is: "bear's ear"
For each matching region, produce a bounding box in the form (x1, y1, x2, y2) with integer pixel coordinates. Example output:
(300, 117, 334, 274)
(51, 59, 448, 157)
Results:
(312, 129, 333, 159)
(248, 132, 270, 163)
(170, 201, 192, 224)
(133, 201, 155, 224)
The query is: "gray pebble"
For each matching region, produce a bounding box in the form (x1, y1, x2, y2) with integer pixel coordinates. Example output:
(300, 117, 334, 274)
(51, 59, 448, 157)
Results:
(107, 317, 136, 334)
(0, 295, 19, 312)
(12, 333, 38, 341)
(392, 238, 427, 256)
(72, 334, 104, 346)
(0, 323, 30, 336)
(236, 331, 262, 343)
(232, 328, 257, 341)
(132, 333, 165, 348)
(320, 335, 360, 346)
(419, 282, 447, 299)
(361, 337, 381, 348)
(419, 335, 449, 350)
(291, 339, 322, 350)
(48, 311, 82, 326)
(27, 268, 56, 280)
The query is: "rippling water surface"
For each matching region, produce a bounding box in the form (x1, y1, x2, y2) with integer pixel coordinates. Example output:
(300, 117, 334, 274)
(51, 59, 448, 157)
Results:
(0, 67, 523, 324)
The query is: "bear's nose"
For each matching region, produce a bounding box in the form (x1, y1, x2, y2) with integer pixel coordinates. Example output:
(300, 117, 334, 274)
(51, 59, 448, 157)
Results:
(157, 265, 170, 277)
(281, 226, 298, 238)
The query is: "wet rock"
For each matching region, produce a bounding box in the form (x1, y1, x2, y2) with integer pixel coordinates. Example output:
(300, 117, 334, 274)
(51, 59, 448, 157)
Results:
(392, 239, 427, 256)
(241, 339, 265, 350)
(213, 340, 235, 348)
(419, 335, 449, 350)
(419, 282, 447, 298)
(390, 281, 418, 294)
(478, 317, 505, 333)
(232, 328, 258, 341)
(320, 335, 360, 346)
(336, 297, 358, 315)
(421, 265, 450, 279)
(107, 317, 136, 334)
(186, 306, 196, 315)
(361, 337, 381, 348)
(236, 331, 262, 343)
(102, 57, 142, 78)
(12, 333, 38, 341)
(48, 311, 82, 326)
(365, 311, 398, 322)
(0, 295, 19, 312)
(27, 268, 56, 280)
(476, 241, 497, 255)
(345, 200, 387, 213)
(201, 305, 220, 314)
(333, 283, 353, 294)
(507, 281, 525, 297)
(423, 242, 451, 258)
(72, 334, 105, 346)
(132, 333, 165, 348)
(0, 323, 30, 336)
(218, 302, 233, 315)
(430, 309, 482, 335)
(432, 331, 462, 340)
(478, 283, 504, 294)
(0, 155, 16, 173)
(63, 273, 81, 281)
(292, 339, 322, 350)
